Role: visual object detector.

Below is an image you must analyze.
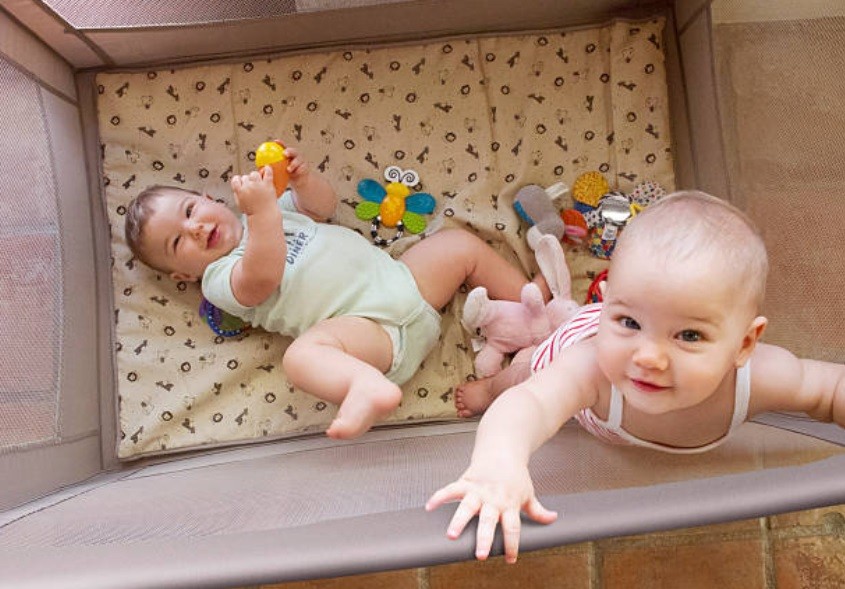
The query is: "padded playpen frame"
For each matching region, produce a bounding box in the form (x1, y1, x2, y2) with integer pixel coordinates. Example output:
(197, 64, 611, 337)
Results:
(0, 1, 843, 586)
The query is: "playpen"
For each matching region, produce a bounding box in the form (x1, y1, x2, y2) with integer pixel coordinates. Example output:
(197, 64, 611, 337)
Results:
(0, 0, 843, 586)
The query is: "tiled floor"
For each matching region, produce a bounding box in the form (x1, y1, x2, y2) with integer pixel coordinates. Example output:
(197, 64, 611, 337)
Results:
(237, 504, 845, 589)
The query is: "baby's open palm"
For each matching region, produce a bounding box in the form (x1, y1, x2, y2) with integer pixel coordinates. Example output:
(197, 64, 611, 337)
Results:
(426, 464, 557, 563)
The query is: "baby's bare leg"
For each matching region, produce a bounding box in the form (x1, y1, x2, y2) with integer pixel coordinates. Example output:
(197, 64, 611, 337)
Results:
(455, 347, 535, 417)
(282, 316, 400, 440)
(400, 228, 549, 309)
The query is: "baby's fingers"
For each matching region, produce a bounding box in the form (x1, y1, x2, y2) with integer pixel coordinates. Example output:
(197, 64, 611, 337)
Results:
(523, 496, 558, 525)
(261, 164, 273, 183)
(287, 157, 308, 177)
(426, 482, 481, 540)
(501, 508, 522, 564)
(446, 493, 482, 540)
(425, 482, 467, 512)
(474, 503, 501, 561)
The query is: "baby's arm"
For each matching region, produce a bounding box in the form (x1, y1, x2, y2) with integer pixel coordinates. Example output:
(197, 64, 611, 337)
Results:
(750, 343, 845, 425)
(426, 339, 601, 563)
(229, 167, 286, 307)
(283, 146, 337, 221)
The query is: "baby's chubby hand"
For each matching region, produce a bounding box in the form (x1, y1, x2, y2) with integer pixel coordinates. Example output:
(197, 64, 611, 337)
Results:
(425, 464, 557, 564)
(282, 146, 311, 186)
(231, 166, 278, 216)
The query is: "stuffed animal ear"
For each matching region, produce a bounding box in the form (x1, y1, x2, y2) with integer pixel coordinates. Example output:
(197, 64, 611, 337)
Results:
(520, 282, 547, 315)
(534, 233, 572, 301)
(461, 286, 490, 333)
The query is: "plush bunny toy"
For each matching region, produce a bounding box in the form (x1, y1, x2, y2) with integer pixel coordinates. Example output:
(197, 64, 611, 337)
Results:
(462, 230, 581, 377)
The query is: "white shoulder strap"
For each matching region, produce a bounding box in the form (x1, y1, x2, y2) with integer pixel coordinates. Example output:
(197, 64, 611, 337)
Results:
(730, 360, 752, 432)
(607, 384, 624, 428)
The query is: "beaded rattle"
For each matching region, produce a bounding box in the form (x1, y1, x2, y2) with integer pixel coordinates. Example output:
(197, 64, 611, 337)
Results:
(199, 298, 250, 337)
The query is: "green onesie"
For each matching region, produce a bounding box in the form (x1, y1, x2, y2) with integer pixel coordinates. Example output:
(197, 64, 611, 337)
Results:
(202, 191, 440, 384)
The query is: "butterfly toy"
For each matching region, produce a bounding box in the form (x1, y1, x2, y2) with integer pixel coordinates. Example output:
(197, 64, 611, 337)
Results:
(355, 166, 436, 246)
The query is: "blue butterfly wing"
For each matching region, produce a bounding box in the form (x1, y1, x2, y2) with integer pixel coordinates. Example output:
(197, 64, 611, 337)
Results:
(405, 192, 436, 214)
(357, 179, 386, 203)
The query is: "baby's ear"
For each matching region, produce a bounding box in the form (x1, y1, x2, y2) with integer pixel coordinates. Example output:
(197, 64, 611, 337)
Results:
(736, 316, 768, 367)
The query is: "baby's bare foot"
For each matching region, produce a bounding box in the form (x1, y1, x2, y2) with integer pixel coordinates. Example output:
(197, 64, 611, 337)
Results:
(454, 378, 496, 418)
(326, 377, 402, 440)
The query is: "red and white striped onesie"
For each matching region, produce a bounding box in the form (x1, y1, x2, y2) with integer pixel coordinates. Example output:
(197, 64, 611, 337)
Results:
(529, 303, 750, 454)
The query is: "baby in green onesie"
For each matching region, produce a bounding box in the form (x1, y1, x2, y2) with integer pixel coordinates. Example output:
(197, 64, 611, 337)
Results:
(124, 145, 547, 439)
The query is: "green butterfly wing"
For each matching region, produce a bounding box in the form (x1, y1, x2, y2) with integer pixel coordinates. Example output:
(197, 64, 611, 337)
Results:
(402, 212, 427, 234)
(355, 201, 380, 221)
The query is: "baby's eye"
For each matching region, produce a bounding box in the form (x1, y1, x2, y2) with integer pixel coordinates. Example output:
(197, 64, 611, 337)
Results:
(678, 329, 702, 343)
(186, 203, 194, 217)
(619, 316, 640, 330)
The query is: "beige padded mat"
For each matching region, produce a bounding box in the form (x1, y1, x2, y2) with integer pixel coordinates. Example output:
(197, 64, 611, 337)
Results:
(98, 18, 675, 459)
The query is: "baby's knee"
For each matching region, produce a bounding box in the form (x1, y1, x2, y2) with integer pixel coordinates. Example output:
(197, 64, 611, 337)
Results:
(436, 227, 483, 249)
(281, 337, 315, 377)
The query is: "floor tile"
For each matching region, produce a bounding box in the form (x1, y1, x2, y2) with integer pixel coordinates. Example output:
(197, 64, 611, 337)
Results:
(429, 546, 591, 589)
(600, 536, 765, 589)
(770, 506, 845, 530)
(772, 536, 845, 589)
(260, 568, 419, 589)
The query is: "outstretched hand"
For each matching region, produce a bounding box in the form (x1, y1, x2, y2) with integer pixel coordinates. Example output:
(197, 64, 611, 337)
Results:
(425, 466, 558, 563)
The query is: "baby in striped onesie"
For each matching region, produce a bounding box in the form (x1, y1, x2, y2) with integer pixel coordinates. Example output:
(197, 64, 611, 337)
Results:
(430, 190, 845, 563)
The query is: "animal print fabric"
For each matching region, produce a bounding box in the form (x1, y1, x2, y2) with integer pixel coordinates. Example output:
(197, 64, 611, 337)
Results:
(98, 18, 675, 459)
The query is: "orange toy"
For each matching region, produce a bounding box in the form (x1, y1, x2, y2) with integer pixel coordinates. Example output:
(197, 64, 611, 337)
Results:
(560, 209, 588, 244)
(255, 140, 290, 197)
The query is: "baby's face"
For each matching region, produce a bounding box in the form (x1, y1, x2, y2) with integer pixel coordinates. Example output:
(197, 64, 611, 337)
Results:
(595, 247, 760, 416)
(140, 191, 243, 282)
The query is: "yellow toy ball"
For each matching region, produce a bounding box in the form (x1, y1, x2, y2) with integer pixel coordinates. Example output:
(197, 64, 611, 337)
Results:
(572, 171, 609, 208)
(255, 141, 289, 196)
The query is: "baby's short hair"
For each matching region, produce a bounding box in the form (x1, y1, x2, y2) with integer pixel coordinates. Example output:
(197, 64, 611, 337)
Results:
(124, 185, 201, 270)
(615, 190, 769, 311)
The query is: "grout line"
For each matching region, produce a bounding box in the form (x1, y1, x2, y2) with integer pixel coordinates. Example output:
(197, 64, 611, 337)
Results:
(417, 566, 431, 589)
(589, 540, 601, 589)
(760, 517, 776, 589)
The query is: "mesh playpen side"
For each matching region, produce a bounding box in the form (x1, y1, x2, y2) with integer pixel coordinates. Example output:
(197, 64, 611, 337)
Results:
(0, 1, 843, 587)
